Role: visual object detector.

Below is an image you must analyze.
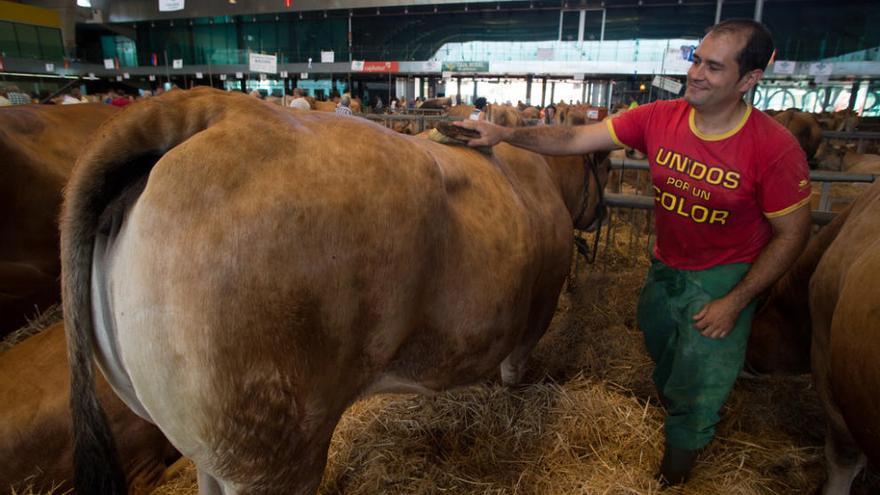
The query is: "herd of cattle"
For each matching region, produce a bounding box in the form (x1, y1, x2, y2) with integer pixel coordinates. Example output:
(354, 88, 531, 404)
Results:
(0, 87, 877, 494)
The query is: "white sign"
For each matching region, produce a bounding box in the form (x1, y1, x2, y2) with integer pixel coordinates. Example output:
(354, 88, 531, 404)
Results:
(248, 53, 277, 74)
(320, 50, 334, 63)
(45, 63, 54, 72)
(103, 58, 115, 69)
(196, 72, 203, 79)
(148, 75, 156, 81)
(159, 0, 184, 12)
(772, 60, 796, 75)
(219, 74, 227, 80)
(235, 72, 243, 79)
(652, 75, 683, 94)
(172, 59, 183, 69)
(123, 72, 130, 79)
(809, 62, 833, 76)
(300, 72, 308, 79)
(259, 73, 267, 81)
(663, 46, 695, 72)
(280, 70, 288, 78)
(351, 60, 364, 72)
(115, 75, 122, 81)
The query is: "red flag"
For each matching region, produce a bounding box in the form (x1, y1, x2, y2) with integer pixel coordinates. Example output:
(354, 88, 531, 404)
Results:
(151, 53, 158, 66)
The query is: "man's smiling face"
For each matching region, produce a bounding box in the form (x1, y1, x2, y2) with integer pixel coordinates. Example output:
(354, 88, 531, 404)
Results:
(684, 32, 751, 110)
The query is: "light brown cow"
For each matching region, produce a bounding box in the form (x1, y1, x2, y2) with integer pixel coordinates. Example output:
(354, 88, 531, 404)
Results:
(0, 103, 118, 336)
(485, 103, 525, 127)
(773, 109, 823, 161)
(62, 87, 609, 494)
(0, 322, 179, 494)
(747, 180, 880, 494)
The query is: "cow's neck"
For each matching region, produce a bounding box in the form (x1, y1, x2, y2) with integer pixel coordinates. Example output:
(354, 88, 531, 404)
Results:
(545, 154, 589, 224)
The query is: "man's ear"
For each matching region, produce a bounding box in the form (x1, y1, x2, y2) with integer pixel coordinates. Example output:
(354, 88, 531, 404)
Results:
(738, 69, 764, 93)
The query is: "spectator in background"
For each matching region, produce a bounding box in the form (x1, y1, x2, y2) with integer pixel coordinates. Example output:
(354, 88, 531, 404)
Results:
(110, 91, 132, 107)
(3, 85, 31, 105)
(470, 97, 487, 121)
(61, 87, 86, 104)
(335, 94, 353, 116)
(289, 88, 311, 110)
(390, 98, 398, 112)
(0, 87, 12, 106)
(374, 96, 383, 112)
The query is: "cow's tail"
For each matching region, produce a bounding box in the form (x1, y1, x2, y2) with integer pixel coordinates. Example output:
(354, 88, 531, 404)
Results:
(61, 88, 241, 494)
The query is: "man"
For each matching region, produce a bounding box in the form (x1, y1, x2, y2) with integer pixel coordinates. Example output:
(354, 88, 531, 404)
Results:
(456, 19, 811, 486)
(470, 96, 487, 121)
(289, 88, 311, 110)
(61, 87, 86, 104)
(3, 85, 31, 105)
(335, 93, 354, 116)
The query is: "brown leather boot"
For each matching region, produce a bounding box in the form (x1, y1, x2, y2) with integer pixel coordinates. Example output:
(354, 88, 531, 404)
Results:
(657, 443, 699, 488)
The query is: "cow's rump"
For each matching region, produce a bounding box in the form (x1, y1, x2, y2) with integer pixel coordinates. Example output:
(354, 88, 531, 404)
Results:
(62, 88, 594, 494)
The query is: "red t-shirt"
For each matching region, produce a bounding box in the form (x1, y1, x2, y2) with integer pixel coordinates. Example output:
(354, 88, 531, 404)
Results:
(607, 99, 810, 270)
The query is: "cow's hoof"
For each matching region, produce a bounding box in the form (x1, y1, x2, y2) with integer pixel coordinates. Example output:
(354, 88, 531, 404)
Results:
(500, 361, 524, 386)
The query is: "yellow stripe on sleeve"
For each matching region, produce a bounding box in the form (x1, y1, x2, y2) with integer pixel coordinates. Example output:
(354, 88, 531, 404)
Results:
(605, 119, 625, 149)
(764, 196, 811, 218)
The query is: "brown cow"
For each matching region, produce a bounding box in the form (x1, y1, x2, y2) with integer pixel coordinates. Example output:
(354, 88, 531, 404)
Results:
(0, 322, 179, 494)
(61, 87, 608, 494)
(773, 109, 823, 161)
(747, 180, 880, 494)
(0, 103, 118, 336)
(485, 103, 525, 127)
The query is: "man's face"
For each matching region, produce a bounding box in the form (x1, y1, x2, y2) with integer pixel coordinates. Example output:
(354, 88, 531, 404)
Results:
(684, 32, 754, 109)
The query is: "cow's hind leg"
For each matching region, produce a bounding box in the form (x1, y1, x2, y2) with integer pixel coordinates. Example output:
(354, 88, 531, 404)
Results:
(820, 424, 866, 495)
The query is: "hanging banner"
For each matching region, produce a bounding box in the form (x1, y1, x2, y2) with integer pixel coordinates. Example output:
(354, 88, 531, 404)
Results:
(662, 45, 695, 72)
(123, 72, 130, 79)
(441, 61, 489, 72)
(159, 0, 184, 12)
(772, 60, 796, 75)
(280, 70, 288, 78)
(148, 75, 156, 81)
(351, 61, 399, 73)
(116, 75, 123, 81)
(195, 72, 203, 79)
(172, 59, 183, 69)
(248, 53, 277, 74)
(45, 63, 55, 72)
(236, 72, 244, 79)
(300, 72, 309, 79)
(320, 51, 335, 63)
(103, 58, 115, 69)
(219, 74, 227, 80)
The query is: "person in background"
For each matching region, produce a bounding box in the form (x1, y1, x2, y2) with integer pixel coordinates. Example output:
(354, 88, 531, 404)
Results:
(470, 96, 487, 120)
(3, 85, 31, 105)
(289, 88, 311, 110)
(455, 19, 811, 487)
(335, 94, 354, 116)
(374, 96, 384, 112)
(61, 87, 87, 104)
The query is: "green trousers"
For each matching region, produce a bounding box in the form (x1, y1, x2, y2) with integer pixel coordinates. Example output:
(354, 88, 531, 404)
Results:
(636, 259, 756, 451)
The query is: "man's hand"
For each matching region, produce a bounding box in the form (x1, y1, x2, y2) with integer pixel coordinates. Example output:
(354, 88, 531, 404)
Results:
(453, 119, 510, 148)
(693, 296, 745, 339)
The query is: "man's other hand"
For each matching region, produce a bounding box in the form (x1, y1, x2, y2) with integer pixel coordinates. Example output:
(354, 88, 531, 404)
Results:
(453, 119, 509, 148)
(693, 296, 744, 339)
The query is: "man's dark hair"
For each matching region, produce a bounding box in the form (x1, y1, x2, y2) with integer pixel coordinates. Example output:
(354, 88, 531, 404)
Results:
(707, 19, 774, 79)
(474, 97, 487, 110)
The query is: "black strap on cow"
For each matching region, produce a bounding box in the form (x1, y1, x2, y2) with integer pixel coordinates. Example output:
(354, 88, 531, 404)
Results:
(573, 153, 606, 264)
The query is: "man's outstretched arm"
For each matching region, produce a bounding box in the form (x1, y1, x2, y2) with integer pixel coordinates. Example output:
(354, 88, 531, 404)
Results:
(454, 118, 620, 156)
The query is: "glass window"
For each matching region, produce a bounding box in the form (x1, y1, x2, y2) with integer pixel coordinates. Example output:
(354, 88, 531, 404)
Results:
(14, 23, 41, 58)
(0, 21, 19, 57)
(37, 26, 64, 59)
